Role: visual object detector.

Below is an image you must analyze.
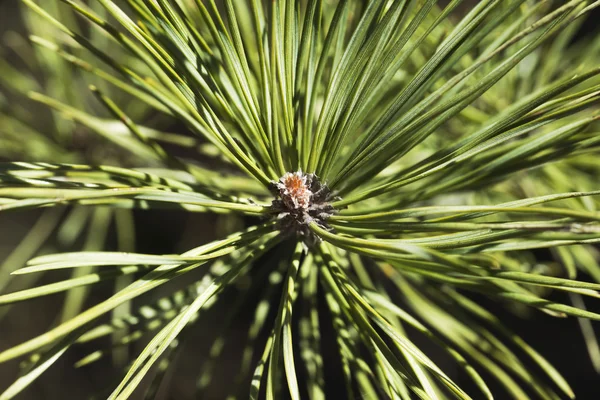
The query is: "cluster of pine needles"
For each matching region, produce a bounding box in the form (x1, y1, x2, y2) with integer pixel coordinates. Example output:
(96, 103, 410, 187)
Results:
(1, 0, 600, 399)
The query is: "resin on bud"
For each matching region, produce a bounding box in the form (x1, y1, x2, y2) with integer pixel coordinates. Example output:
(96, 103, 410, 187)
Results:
(269, 171, 340, 244)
